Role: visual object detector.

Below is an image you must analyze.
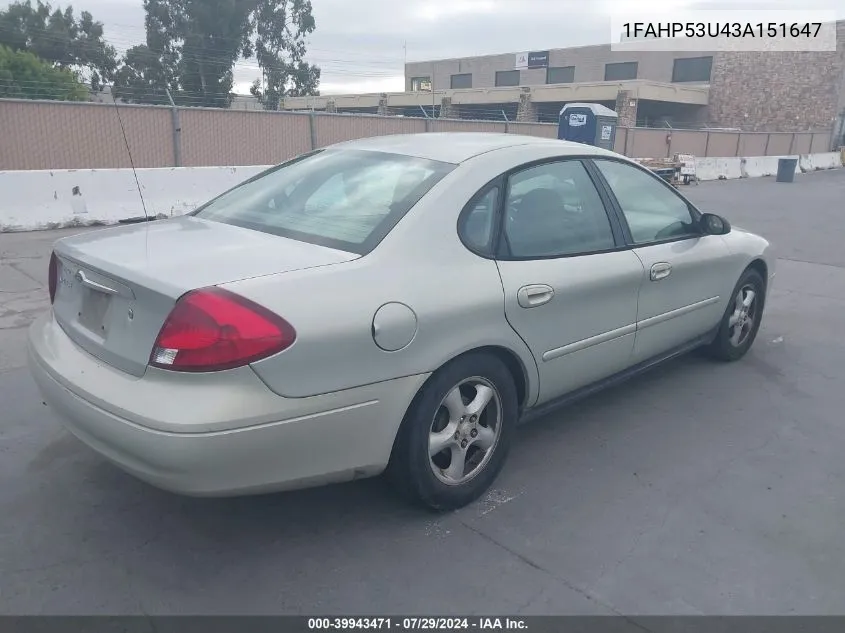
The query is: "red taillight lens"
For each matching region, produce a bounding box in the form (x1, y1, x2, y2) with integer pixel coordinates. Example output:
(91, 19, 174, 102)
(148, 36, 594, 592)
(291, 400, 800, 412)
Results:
(48, 252, 59, 304)
(150, 288, 296, 372)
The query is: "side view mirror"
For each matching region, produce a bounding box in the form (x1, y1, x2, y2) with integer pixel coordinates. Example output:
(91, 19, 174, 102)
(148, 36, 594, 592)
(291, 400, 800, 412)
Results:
(699, 213, 731, 236)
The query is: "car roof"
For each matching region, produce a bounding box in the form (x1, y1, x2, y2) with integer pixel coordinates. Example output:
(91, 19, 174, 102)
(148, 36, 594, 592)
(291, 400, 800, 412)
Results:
(328, 132, 615, 164)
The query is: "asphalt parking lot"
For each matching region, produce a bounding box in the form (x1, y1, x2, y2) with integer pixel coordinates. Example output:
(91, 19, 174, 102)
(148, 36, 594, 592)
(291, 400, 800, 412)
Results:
(1, 169, 844, 616)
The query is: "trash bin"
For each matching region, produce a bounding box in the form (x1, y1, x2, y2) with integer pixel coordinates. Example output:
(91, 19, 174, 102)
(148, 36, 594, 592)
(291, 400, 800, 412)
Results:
(776, 158, 798, 183)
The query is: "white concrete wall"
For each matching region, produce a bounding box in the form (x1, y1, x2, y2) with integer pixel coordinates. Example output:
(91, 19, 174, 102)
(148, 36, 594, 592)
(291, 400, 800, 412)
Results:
(695, 152, 843, 181)
(695, 157, 744, 181)
(0, 165, 270, 232)
(1, 152, 842, 232)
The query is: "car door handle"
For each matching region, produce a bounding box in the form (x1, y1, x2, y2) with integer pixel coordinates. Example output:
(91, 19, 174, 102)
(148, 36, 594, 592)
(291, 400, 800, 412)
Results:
(650, 263, 672, 282)
(517, 284, 555, 308)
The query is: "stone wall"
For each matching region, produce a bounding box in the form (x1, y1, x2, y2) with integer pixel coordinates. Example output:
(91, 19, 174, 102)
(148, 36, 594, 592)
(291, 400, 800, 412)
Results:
(615, 90, 638, 128)
(439, 97, 459, 119)
(707, 21, 845, 132)
(516, 88, 538, 122)
(836, 37, 845, 147)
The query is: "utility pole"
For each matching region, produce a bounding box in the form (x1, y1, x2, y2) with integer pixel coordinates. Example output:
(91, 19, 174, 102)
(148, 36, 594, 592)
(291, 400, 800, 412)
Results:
(432, 67, 436, 118)
(165, 88, 182, 167)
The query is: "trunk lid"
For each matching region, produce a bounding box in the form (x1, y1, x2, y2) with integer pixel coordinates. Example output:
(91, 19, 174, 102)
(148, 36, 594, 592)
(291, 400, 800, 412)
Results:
(52, 216, 358, 376)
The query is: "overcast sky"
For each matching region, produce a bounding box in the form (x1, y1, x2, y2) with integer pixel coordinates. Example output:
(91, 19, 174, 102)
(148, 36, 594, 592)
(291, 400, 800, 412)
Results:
(6, 0, 844, 94)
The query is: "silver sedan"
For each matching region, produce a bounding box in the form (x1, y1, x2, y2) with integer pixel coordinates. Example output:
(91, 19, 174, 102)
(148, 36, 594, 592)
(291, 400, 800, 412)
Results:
(28, 133, 775, 510)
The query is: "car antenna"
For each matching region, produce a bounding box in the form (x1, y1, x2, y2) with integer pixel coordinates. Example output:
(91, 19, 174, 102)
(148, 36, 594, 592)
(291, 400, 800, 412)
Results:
(110, 85, 150, 222)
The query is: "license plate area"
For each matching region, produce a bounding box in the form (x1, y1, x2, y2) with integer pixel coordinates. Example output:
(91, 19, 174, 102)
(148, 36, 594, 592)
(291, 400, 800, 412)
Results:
(78, 287, 112, 335)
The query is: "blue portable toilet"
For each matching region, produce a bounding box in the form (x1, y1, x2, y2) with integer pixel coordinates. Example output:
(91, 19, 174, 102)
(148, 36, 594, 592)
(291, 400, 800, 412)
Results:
(558, 103, 618, 150)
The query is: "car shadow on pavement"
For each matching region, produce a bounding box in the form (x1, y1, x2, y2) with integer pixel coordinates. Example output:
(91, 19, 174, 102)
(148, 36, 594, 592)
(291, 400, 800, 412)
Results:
(66, 351, 711, 541)
(10, 344, 786, 611)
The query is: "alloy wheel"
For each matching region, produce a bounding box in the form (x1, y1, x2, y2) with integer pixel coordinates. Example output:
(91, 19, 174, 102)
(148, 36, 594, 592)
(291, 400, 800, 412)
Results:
(728, 284, 758, 347)
(428, 377, 503, 486)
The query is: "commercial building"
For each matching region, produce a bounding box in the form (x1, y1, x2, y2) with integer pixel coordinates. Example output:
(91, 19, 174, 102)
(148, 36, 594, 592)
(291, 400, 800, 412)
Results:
(284, 21, 845, 139)
(402, 47, 716, 126)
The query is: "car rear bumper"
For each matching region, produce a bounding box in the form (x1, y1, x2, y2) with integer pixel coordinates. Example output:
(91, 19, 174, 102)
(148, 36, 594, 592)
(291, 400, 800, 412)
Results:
(27, 312, 429, 496)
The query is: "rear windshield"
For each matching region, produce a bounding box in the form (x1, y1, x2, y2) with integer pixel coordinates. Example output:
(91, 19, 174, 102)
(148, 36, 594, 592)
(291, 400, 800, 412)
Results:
(193, 149, 455, 254)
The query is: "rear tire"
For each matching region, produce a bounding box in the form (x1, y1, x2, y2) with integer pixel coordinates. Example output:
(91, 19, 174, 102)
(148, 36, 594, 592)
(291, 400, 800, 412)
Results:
(386, 352, 518, 512)
(705, 268, 766, 362)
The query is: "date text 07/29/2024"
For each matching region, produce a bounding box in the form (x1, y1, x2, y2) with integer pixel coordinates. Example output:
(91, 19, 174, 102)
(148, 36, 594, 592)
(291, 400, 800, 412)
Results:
(307, 618, 528, 631)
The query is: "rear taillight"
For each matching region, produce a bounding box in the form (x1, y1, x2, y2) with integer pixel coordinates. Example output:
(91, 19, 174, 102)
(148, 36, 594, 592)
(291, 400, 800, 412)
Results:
(150, 288, 296, 372)
(48, 252, 58, 304)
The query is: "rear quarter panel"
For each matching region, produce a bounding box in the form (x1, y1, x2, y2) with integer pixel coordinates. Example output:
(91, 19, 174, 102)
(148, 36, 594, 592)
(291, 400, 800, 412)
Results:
(224, 148, 572, 404)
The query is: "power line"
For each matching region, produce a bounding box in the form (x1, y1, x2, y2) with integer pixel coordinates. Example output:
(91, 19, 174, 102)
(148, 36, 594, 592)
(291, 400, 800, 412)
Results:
(0, 22, 408, 67)
(0, 21, 411, 97)
(69, 18, 410, 62)
(0, 53, 402, 88)
(1, 77, 553, 116)
(0, 93, 559, 125)
(0, 26, 402, 71)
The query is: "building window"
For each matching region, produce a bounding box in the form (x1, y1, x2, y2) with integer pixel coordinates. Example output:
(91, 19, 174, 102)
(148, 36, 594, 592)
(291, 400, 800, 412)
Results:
(450, 73, 472, 89)
(546, 66, 575, 84)
(495, 70, 521, 87)
(672, 56, 713, 83)
(410, 76, 432, 91)
(604, 61, 638, 81)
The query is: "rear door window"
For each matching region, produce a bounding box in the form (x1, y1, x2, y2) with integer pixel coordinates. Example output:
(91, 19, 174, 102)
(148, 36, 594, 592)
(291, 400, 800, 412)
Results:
(502, 160, 617, 258)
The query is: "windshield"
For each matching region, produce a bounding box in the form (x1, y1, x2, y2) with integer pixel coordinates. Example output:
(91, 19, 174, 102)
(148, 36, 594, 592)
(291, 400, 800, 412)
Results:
(193, 149, 455, 254)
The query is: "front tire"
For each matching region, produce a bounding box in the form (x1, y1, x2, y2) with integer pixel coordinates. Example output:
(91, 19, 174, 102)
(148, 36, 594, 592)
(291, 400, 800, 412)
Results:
(705, 268, 766, 362)
(386, 352, 518, 511)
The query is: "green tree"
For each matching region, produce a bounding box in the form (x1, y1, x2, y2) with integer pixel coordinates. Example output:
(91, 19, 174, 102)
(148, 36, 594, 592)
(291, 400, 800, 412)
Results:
(0, 44, 88, 100)
(112, 43, 177, 105)
(143, 0, 255, 108)
(0, 0, 117, 91)
(249, 0, 320, 110)
(117, 0, 320, 108)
